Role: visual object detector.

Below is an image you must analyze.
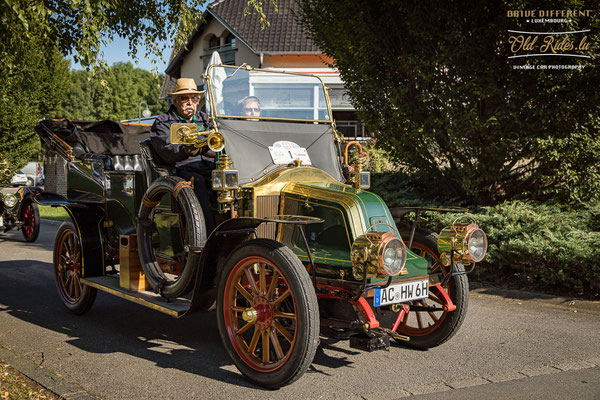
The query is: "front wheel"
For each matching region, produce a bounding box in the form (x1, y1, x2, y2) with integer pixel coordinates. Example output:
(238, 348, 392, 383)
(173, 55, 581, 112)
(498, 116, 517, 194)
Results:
(217, 239, 319, 388)
(20, 200, 40, 242)
(376, 229, 469, 349)
(53, 221, 97, 314)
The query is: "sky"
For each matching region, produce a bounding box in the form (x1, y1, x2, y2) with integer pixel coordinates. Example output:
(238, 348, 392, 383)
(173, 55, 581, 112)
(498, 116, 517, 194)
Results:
(71, 36, 171, 73)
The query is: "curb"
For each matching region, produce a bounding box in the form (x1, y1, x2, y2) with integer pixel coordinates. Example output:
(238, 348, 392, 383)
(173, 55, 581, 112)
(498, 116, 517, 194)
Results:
(0, 345, 98, 400)
(469, 282, 600, 314)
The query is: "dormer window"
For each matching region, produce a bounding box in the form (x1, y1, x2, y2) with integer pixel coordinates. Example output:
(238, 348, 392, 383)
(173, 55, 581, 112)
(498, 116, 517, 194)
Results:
(225, 33, 236, 48)
(209, 35, 220, 50)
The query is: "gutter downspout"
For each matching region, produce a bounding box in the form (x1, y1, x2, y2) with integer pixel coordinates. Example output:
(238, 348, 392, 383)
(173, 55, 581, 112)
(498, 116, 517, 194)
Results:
(259, 53, 263, 68)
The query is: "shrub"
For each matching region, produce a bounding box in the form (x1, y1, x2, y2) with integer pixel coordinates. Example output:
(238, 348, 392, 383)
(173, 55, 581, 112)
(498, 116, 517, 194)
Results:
(397, 201, 600, 299)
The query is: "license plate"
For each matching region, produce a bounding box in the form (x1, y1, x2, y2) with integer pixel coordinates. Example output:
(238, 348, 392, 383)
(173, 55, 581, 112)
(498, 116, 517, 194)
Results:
(373, 279, 429, 307)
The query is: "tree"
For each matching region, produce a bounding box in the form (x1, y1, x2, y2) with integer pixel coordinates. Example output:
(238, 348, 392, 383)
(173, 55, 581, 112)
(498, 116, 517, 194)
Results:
(2, 0, 276, 70)
(56, 62, 167, 121)
(299, 0, 600, 204)
(0, 0, 69, 181)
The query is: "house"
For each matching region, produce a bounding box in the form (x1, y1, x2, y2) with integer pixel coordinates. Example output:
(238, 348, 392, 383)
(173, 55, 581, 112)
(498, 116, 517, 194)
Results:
(160, 0, 368, 141)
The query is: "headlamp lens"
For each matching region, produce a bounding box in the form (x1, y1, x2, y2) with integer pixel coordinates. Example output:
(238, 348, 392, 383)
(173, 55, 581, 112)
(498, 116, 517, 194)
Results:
(468, 229, 487, 262)
(382, 238, 406, 276)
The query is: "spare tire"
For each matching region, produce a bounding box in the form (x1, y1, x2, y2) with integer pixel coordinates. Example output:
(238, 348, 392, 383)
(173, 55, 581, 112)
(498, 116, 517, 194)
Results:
(137, 176, 206, 299)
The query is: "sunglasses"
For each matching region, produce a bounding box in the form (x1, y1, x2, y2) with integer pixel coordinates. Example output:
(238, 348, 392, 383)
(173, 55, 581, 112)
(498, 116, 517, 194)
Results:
(243, 107, 261, 113)
(179, 96, 199, 103)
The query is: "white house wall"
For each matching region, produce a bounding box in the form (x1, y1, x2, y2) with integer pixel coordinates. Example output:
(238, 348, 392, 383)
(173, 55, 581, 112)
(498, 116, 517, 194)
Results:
(180, 18, 259, 82)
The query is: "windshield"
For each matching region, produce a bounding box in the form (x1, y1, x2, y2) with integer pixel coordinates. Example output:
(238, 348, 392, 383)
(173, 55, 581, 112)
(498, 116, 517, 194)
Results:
(206, 66, 331, 123)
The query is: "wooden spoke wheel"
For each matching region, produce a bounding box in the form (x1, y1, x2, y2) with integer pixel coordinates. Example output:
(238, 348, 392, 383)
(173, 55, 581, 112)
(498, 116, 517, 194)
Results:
(375, 229, 469, 349)
(53, 221, 96, 314)
(217, 239, 319, 388)
(20, 200, 40, 242)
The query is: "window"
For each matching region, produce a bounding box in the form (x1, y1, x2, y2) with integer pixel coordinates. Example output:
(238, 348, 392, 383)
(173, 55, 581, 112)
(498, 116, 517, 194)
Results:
(224, 33, 236, 47)
(208, 35, 220, 50)
(336, 121, 368, 141)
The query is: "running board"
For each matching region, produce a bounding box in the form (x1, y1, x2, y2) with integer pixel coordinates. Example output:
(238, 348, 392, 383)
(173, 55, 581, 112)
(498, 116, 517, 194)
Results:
(81, 276, 191, 318)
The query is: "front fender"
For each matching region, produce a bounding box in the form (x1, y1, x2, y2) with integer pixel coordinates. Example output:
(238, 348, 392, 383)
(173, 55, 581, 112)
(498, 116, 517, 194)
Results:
(189, 217, 266, 312)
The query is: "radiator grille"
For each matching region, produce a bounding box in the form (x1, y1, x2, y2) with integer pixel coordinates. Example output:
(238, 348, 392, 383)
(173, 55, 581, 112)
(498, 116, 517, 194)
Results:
(256, 195, 279, 239)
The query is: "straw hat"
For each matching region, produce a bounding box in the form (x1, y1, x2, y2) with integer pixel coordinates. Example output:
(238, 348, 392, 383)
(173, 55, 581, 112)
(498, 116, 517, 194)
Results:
(168, 78, 205, 97)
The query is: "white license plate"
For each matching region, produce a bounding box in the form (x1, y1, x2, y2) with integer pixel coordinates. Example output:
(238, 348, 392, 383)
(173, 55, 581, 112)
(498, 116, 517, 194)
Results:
(373, 279, 429, 307)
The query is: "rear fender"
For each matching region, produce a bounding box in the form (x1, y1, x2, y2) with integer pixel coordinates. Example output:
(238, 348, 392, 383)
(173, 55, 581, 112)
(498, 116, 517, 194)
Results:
(60, 203, 106, 278)
(190, 217, 265, 312)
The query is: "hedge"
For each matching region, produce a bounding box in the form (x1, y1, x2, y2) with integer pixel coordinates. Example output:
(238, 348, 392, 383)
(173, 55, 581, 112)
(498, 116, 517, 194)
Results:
(372, 173, 600, 299)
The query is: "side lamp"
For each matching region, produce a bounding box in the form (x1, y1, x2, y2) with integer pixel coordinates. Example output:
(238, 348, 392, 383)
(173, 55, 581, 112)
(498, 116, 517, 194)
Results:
(212, 154, 238, 209)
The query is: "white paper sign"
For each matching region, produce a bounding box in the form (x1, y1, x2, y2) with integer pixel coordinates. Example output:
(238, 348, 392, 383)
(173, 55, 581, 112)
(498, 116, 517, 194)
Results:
(268, 141, 312, 165)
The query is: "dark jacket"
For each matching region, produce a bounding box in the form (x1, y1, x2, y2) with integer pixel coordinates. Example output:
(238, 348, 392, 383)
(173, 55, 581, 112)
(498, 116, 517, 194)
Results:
(150, 105, 213, 168)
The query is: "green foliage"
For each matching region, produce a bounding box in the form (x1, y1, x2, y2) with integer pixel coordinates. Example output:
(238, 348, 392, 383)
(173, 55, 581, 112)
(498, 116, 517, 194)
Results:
(396, 200, 600, 299)
(2, 0, 276, 70)
(299, 0, 600, 205)
(0, 0, 70, 182)
(56, 62, 167, 121)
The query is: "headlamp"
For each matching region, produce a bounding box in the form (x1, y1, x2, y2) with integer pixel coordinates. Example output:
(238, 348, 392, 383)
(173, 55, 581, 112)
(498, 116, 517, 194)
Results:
(437, 222, 488, 266)
(3, 194, 17, 208)
(351, 231, 407, 279)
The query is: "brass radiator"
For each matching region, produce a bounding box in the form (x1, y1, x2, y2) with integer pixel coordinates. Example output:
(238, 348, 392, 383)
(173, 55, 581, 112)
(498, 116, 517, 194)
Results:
(255, 195, 279, 239)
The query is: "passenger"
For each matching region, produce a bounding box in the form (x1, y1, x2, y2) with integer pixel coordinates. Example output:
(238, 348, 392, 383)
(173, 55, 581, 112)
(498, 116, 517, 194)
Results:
(150, 77, 216, 234)
(239, 96, 261, 120)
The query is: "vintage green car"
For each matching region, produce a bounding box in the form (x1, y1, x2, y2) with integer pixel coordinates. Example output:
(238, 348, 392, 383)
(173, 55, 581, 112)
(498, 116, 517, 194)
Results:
(35, 65, 487, 388)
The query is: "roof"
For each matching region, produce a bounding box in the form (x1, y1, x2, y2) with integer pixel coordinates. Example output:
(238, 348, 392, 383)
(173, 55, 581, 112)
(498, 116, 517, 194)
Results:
(164, 0, 319, 77)
(208, 0, 319, 53)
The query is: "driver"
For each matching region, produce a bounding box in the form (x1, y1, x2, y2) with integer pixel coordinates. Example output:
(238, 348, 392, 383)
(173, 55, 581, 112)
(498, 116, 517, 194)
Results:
(150, 77, 216, 234)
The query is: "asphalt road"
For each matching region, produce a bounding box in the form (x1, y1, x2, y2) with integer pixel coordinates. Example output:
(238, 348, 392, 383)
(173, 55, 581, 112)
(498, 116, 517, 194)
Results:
(1, 221, 599, 399)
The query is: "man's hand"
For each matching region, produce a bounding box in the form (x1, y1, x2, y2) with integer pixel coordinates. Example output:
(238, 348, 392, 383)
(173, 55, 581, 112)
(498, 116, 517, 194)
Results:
(184, 145, 201, 157)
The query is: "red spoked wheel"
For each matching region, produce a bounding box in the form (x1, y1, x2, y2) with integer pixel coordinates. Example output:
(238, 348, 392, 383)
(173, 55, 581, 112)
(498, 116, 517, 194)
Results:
(217, 239, 319, 388)
(53, 221, 96, 314)
(20, 200, 40, 242)
(375, 229, 469, 349)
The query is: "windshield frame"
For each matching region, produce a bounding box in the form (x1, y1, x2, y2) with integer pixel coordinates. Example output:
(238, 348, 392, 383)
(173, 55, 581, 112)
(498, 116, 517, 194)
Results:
(205, 64, 335, 125)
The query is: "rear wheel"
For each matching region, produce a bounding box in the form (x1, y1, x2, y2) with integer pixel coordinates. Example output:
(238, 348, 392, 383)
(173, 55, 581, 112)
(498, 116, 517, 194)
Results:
(20, 200, 40, 242)
(376, 229, 469, 349)
(53, 221, 97, 314)
(217, 239, 319, 388)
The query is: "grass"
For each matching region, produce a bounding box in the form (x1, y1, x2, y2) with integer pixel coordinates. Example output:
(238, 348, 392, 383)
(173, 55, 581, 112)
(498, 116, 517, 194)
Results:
(37, 206, 68, 222)
(0, 362, 57, 399)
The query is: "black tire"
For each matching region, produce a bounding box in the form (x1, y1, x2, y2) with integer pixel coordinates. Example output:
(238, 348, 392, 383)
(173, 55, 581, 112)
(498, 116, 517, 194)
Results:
(137, 176, 205, 299)
(375, 228, 469, 349)
(216, 239, 320, 388)
(53, 221, 97, 314)
(20, 200, 40, 242)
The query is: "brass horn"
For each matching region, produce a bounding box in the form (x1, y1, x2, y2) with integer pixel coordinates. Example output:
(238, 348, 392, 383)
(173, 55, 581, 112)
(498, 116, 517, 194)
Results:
(169, 123, 225, 152)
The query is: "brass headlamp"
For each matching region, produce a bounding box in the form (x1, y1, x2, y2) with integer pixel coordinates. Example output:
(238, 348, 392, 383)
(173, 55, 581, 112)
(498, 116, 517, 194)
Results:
(351, 230, 407, 280)
(2, 193, 18, 208)
(437, 218, 488, 266)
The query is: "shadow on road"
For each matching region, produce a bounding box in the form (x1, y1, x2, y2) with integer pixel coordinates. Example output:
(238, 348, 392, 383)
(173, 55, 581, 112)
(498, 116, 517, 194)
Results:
(0, 257, 360, 388)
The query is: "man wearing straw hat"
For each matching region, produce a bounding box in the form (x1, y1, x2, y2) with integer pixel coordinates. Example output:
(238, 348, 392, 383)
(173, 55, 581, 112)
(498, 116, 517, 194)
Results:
(150, 77, 216, 233)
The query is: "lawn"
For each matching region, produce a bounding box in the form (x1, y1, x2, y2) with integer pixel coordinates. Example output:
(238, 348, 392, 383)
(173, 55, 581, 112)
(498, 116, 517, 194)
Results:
(38, 205, 69, 222)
